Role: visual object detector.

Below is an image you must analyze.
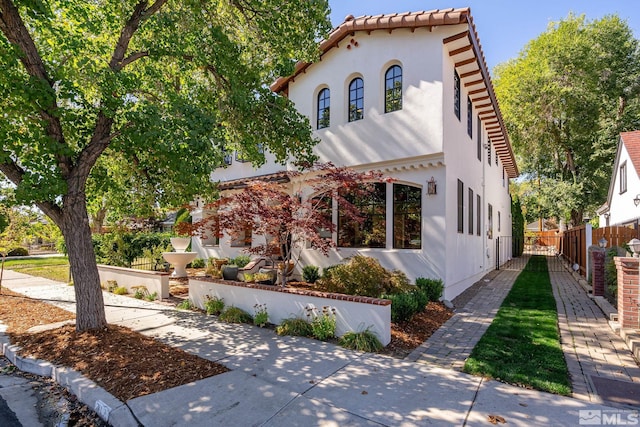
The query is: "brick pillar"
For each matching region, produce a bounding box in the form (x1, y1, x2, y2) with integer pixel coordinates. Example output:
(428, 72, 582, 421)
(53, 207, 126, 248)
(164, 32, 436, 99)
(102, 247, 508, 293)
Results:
(592, 250, 605, 296)
(614, 257, 640, 329)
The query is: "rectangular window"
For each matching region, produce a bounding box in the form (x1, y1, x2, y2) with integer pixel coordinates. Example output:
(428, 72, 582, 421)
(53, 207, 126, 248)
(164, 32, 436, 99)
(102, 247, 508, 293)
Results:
(467, 97, 473, 138)
(620, 161, 627, 194)
(502, 168, 506, 187)
(487, 140, 492, 166)
(312, 195, 333, 239)
(393, 184, 421, 249)
(476, 194, 481, 236)
(338, 183, 386, 248)
(454, 70, 461, 120)
(477, 115, 482, 161)
(468, 188, 474, 235)
(199, 210, 219, 246)
(457, 179, 464, 233)
(230, 224, 252, 247)
(498, 211, 501, 233)
(488, 204, 493, 239)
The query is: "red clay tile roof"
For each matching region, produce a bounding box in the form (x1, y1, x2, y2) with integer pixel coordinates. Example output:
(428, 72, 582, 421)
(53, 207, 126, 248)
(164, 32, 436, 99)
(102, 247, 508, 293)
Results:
(269, 8, 518, 178)
(621, 131, 640, 177)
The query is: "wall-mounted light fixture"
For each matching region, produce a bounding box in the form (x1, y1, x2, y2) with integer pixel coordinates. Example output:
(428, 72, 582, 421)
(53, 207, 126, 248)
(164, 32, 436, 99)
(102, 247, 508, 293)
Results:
(604, 212, 610, 220)
(427, 177, 437, 195)
(634, 194, 640, 206)
(629, 238, 640, 256)
(598, 237, 608, 248)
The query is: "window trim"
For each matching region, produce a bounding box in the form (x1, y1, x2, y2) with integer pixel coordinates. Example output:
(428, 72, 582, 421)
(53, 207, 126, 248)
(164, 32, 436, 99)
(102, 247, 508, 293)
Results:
(468, 188, 474, 235)
(348, 77, 364, 122)
(384, 65, 403, 113)
(620, 161, 627, 194)
(393, 183, 422, 249)
(317, 87, 330, 129)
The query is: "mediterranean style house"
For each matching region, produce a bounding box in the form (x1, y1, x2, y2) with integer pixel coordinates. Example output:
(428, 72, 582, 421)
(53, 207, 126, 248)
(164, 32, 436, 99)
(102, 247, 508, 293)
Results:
(597, 130, 640, 229)
(192, 8, 518, 300)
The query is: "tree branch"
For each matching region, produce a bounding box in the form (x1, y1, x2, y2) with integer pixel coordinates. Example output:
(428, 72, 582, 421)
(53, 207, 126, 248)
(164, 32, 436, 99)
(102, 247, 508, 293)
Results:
(121, 50, 149, 68)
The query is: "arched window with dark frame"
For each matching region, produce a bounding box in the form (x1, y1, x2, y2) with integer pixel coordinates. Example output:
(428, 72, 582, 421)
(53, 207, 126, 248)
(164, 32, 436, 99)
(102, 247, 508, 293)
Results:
(348, 77, 364, 122)
(384, 65, 402, 113)
(317, 88, 330, 129)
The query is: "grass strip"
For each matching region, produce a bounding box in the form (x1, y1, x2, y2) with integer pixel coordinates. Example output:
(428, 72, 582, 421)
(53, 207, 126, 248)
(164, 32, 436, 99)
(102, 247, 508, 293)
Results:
(463, 255, 571, 395)
(2, 257, 71, 283)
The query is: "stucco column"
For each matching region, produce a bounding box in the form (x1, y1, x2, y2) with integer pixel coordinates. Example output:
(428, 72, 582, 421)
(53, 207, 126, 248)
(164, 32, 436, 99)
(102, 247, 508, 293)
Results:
(591, 250, 605, 297)
(614, 257, 640, 329)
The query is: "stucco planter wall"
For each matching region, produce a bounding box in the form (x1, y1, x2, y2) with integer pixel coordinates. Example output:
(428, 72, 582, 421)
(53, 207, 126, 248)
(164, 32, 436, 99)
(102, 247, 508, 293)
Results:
(97, 265, 170, 299)
(189, 278, 391, 345)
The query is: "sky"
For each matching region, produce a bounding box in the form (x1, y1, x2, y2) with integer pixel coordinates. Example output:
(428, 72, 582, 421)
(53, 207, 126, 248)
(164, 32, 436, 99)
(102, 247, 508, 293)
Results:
(329, 1, 640, 71)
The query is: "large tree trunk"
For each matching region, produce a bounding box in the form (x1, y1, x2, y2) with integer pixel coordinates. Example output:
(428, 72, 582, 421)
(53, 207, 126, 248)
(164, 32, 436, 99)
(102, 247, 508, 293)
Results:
(61, 189, 107, 331)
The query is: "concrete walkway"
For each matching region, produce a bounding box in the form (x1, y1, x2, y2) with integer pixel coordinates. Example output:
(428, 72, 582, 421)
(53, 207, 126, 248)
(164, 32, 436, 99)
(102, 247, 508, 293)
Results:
(1, 268, 639, 426)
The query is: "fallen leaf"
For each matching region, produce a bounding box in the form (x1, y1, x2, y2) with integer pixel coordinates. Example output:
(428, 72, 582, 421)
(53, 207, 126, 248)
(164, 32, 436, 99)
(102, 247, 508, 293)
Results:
(488, 414, 506, 424)
(361, 390, 368, 395)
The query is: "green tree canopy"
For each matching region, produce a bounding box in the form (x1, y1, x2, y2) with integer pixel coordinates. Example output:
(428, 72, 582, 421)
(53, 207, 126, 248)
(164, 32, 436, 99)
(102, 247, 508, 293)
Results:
(494, 14, 640, 225)
(0, 0, 330, 330)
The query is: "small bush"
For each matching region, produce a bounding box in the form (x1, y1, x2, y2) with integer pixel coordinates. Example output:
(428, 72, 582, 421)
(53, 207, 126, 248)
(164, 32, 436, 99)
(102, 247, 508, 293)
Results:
(306, 305, 336, 341)
(113, 286, 128, 295)
(385, 288, 428, 323)
(191, 258, 206, 268)
(243, 273, 255, 283)
(302, 265, 320, 283)
(339, 329, 383, 352)
(176, 299, 195, 310)
(106, 280, 118, 293)
(415, 277, 444, 301)
(316, 256, 410, 297)
(253, 303, 268, 327)
(132, 286, 148, 299)
(219, 306, 253, 323)
(230, 255, 251, 268)
(275, 318, 313, 337)
(145, 291, 158, 302)
(7, 247, 29, 257)
(204, 295, 225, 315)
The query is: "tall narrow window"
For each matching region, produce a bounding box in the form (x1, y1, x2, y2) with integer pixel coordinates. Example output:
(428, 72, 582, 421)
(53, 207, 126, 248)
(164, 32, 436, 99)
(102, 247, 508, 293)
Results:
(312, 194, 333, 239)
(454, 70, 461, 120)
(385, 65, 402, 113)
(488, 204, 493, 239)
(338, 183, 386, 248)
(457, 179, 464, 233)
(348, 78, 364, 122)
(620, 161, 627, 194)
(317, 88, 330, 129)
(476, 194, 481, 236)
(487, 140, 492, 166)
(230, 224, 252, 247)
(468, 188, 474, 235)
(477, 115, 482, 161)
(467, 97, 473, 138)
(393, 184, 421, 249)
(498, 211, 501, 233)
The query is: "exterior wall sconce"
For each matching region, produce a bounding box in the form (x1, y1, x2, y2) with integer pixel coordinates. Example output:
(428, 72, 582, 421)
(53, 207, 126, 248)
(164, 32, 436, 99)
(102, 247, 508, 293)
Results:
(427, 177, 437, 195)
(629, 238, 640, 256)
(604, 212, 610, 220)
(634, 194, 640, 206)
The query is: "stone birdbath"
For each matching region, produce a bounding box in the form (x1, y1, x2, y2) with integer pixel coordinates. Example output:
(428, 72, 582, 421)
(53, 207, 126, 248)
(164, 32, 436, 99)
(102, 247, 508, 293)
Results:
(163, 237, 198, 278)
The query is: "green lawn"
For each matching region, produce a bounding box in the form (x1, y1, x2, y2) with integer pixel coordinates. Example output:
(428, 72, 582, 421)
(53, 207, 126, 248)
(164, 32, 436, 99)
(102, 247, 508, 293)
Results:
(2, 257, 71, 283)
(463, 256, 571, 395)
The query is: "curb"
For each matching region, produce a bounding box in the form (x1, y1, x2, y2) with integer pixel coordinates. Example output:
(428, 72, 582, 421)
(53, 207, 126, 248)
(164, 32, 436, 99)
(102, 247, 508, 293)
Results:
(1, 342, 139, 427)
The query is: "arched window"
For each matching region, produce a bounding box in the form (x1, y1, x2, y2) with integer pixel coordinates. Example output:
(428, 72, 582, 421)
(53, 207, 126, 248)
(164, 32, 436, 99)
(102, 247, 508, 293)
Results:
(317, 88, 330, 129)
(384, 65, 402, 113)
(348, 78, 364, 122)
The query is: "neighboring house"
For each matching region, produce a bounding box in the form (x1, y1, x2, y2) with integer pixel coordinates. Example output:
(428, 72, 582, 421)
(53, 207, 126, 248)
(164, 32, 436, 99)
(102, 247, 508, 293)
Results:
(192, 8, 518, 300)
(598, 130, 640, 229)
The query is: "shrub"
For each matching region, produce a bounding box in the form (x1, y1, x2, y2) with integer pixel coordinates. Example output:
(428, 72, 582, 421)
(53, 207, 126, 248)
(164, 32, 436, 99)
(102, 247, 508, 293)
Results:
(415, 277, 444, 301)
(253, 303, 268, 327)
(385, 288, 428, 323)
(190, 258, 206, 268)
(339, 329, 383, 352)
(306, 305, 336, 341)
(315, 256, 410, 297)
(176, 299, 195, 310)
(133, 287, 146, 299)
(106, 280, 118, 293)
(230, 255, 251, 268)
(302, 265, 320, 283)
(204, 295, 225, 315)
(275, 318, 313, 337)
(145, 292, 158, 302)
(243, 273, 255, 283)
(113, 286, 128, 295)
(7, 247, 29, 257)
(219, 306, 253, 323)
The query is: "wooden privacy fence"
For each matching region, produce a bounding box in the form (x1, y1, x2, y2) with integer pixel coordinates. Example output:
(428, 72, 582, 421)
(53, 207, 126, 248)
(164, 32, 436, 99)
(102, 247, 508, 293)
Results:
(532, 225, 638, 276)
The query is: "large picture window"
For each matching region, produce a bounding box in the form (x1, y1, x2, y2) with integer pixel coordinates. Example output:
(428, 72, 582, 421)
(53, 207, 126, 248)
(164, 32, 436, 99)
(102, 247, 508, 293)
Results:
(338, 183, 386, 248)
(317, 88, 330, 129)
(384, 65, 402, 113)
(393, 184, 421, 249)
(348, 78, 364, 122)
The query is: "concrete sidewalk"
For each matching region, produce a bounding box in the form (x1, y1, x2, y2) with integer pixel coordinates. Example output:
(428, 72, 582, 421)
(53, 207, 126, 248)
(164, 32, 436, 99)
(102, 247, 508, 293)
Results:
(0, 269, 637, 426)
